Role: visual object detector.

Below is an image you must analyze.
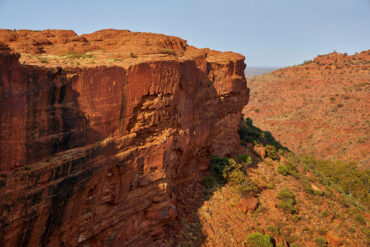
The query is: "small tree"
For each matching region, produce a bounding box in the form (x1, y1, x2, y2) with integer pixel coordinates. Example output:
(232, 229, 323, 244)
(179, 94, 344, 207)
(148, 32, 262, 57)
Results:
(238, 155, 252, 165)
(265, 145, 279, 160)
(245, 117, 253, 126)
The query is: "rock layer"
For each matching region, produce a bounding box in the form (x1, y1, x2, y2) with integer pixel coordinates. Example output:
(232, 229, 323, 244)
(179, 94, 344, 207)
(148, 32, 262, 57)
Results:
(0, 30, 249, 246)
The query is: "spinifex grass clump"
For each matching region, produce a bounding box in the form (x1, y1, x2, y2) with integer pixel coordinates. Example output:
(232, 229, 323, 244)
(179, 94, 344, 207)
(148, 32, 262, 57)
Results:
(246, 232, 273, 247)
(276, 188, 297, 214)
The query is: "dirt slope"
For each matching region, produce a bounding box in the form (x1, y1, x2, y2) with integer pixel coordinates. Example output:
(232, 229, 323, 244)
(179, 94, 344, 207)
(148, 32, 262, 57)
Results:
(243, 50, 370, 167)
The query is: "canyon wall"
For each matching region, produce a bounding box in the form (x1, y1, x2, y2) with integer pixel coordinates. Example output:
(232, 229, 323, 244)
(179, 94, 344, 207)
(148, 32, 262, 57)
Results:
(0, 30, 249, 246)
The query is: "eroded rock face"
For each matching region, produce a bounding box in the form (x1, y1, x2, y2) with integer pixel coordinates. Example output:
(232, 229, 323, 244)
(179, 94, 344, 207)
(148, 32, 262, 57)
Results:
(0, 30, 249, 246)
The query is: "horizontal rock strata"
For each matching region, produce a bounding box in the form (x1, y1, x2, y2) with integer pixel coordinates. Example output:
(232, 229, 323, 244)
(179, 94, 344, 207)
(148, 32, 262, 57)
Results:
(0, 29, 249, 247)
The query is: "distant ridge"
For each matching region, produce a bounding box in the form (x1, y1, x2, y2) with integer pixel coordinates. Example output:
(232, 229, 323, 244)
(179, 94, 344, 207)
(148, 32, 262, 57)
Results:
(245, 66, 279, 78)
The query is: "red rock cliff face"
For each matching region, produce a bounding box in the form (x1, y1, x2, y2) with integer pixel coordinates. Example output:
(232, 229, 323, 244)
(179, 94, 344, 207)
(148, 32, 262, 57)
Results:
(0, 30, 249, 246)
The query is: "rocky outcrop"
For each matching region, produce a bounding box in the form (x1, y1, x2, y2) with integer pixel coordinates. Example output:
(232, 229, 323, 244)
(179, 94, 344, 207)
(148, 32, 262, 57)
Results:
(0, 30, 249, 246)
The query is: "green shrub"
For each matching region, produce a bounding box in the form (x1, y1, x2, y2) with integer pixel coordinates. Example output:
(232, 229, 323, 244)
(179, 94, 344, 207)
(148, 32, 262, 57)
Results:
(39, 58, 48, 63)
(303, 60, 313, 65)
(210, 156, 229, 181)
(228, 169, 245, 185)
(277, 188, 297, 214)
(297, 155, 370, 208)
(321, 210, 329, 217)
(265, 145, 279, 160)
(314, 237, 327, 247)
(24, 166, 31, 170)
(162, 48, 174, 55)
(277, 163, 298, 177)
(210, 156, 258, 196)
(362, 228, 370, 239)
(238, 154, 252, 165)
(314, 189, 324, 196)
(277, 188, 294, 200)
(61, 52, 93, 59)
(130, 52, 137, 58)
(267, 225, 280, 235)
(277, 165, 289, 176)
(317, 228, 328, 236)
(245, 117, 253, 126)
(246, 232, 273, 247)
(221, 158, 243, 180)
(292, 215, 301, 222)
(202, 176, 216, 189)
(238, 119, 288, 152)
(235, 177, 260, 196)
(354, 214, 366, 225)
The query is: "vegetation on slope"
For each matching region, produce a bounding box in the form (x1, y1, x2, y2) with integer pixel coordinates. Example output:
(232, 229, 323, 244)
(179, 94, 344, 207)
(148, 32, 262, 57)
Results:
(179, 118, 369, 247)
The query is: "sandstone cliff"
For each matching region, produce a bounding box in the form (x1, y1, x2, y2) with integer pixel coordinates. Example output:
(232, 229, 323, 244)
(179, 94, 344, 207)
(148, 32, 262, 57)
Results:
(0, 29, 249, 246)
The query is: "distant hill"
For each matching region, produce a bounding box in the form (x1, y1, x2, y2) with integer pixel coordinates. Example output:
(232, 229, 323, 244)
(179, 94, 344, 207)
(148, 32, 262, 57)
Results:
(245, 67, 278, 78)
(243, 50, 370, 168)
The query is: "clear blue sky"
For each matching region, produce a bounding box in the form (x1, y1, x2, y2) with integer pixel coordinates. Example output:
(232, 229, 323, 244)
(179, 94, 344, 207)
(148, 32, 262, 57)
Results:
(0, 0, 369, 67)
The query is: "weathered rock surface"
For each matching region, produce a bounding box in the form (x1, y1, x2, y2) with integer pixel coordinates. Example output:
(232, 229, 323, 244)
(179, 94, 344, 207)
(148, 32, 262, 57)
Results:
(0, 29, 249, 246)
(235, 195, 258, 213)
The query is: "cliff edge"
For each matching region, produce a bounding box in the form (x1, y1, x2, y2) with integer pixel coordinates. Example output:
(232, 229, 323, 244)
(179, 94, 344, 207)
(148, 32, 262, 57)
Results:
(0, 29, 249, 246)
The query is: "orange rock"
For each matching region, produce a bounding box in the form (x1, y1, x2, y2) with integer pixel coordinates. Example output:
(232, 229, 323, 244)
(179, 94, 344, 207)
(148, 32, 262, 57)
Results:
(326, 232, 343, 247)
(279, 155, 287, 164)
(236, 195, 259, 213)
(253, 145, 266, 159)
